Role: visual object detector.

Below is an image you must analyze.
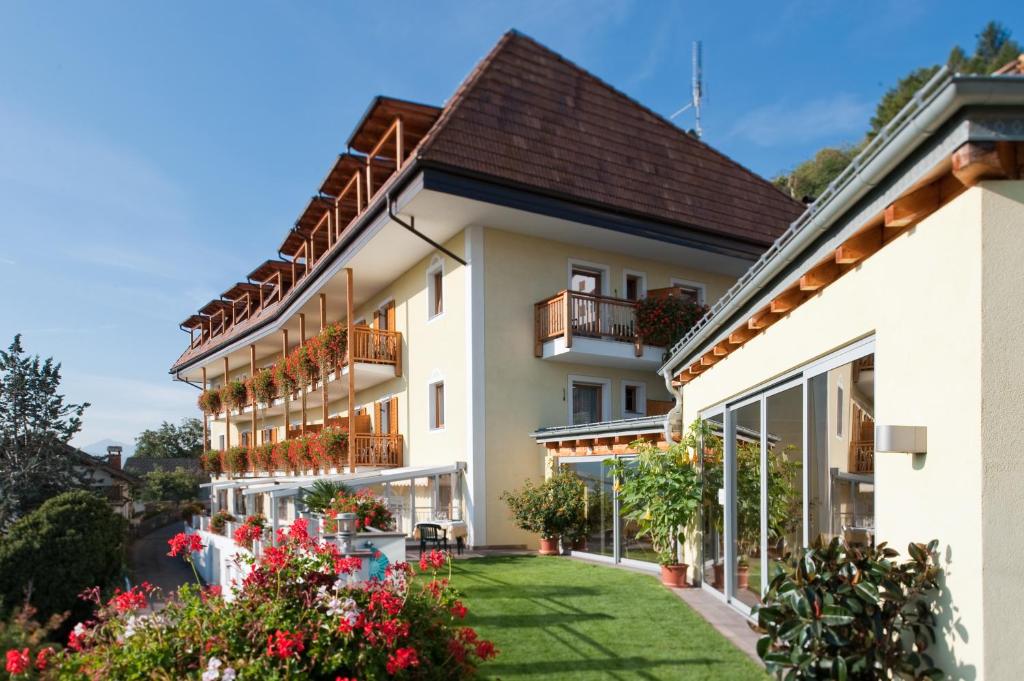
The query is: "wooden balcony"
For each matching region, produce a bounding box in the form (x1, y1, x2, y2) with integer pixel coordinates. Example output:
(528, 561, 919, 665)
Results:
(351, 434, 403, 468)
(534, 290, 669, 370)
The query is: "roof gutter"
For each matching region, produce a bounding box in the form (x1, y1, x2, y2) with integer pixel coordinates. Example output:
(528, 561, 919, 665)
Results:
(659, 71, 1023, 379)
(386, 194, 467, 266)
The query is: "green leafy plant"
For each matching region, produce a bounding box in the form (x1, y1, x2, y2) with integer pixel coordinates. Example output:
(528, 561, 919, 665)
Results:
(301, 479, 352, 514)
(635, 294, 708, 348)
(224, 446, 249, 476)
(221, 380, 249, 412)
(0, 491, 126, 622)
(607, 439, 700, 566)
(200, 450, 222, 475)
(250, 367, 278, 405)
(209, 510, 235, 535)
(753, 537, 942, 680)
(501, 467, 586, 540)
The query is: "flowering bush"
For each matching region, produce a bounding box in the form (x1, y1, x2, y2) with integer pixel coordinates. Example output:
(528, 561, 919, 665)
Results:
(0, 604, 62, 680)
(201, 450, 223, 475)
(210, 510, 235, 536)
(249, 368, 278, 406)
(225, 447, 249, 476)
(198, 388, 222, 415)
(41, 522, 497, 679)
(221, 380, 249, 412)
(232, 515, 267, 550)
(326, 488, 395, 533)
(501, 468, 586, 540)
(635, 294, 708, 348)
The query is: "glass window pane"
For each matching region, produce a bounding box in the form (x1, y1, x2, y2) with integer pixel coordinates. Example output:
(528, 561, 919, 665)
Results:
(619, 459, 657, 563)
(733, 400, 762, 609)
(563, 461, 615, 558)
(701, 414, 725, 595)
(766, 384, 804, 585)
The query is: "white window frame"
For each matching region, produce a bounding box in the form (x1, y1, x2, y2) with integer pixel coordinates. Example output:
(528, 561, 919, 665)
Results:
(622, 269, 647, 301)
(670, 277, 707, 305)
(428, 372, 446, 432)
(567, 374, 612, 425)
(567, 259, 611, 296)
(621, 380, 647, 417)
(426, 256, 445, 322)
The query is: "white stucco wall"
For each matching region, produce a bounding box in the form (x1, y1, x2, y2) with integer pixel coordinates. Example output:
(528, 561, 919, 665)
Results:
(678, 183, 1024, 678)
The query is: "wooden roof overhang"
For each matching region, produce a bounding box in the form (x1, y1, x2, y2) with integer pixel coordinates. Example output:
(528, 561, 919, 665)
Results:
(222, 282, 267, 301)
(541, 432, 672, 458)
(319, 153, 366, 196)
(346, 96, 441, 156)
(179, 314, 206, 331)
(671, 140, 1024, 387)
(198, 299, 233, 317)
(248, 259, 295, 284)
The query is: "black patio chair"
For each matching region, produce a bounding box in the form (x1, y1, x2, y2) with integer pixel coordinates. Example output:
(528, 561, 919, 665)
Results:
(418, 523, 449, 556)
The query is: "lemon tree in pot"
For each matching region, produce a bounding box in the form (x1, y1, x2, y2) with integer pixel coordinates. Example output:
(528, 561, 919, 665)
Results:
(608, 439, 700, 587)
(501, 467, 586, 555)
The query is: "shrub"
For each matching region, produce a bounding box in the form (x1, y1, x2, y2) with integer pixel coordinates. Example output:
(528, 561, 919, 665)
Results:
(326, 488, 394, 532)
(607, 438, 700, 566)
(210, 510, 235, 536)
(221, 380, 249, 412)
(635, 294, 708, 348)
(0, 492, 126, 622)
(753, 537, 942, 680)
(179, 501, 205, 522)
(302, 480, 351, 514)
(250, 367, 277, 405)
(140, 467, 199, 502)
(501, 467, 586, 540)
(197, 389, 222, 415)
(46, 523, 496, 679)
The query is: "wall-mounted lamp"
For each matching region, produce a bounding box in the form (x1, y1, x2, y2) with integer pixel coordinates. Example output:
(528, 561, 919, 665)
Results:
(337, 512, 357, 554)
(875, 425, 927, 454)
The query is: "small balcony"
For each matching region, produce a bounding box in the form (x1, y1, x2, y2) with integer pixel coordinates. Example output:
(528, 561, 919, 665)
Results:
(534, 290, 666, 369)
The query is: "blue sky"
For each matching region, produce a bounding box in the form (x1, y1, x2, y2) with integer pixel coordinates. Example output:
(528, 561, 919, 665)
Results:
(1, 1, 1021, 448)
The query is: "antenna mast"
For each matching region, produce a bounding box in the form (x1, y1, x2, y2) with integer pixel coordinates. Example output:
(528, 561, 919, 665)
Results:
(669, 40, 704, 138)
(692, 40, 703, 139)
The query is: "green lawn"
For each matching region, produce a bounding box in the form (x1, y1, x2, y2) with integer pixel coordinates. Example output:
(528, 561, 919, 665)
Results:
(451, 556, 769, 680)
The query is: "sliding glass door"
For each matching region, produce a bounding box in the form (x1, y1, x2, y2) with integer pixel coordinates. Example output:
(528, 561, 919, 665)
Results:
(700, 344, 875, 616)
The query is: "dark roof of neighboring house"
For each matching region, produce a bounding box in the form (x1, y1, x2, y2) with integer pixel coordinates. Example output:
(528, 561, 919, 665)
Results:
(123, 457, 204, 477)
(67, 445, 142, 486)
(416, 31, 803, 247)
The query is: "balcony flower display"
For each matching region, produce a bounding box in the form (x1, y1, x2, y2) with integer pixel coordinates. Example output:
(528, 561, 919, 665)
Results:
(224, 446, 249, 476)
(221, 379, 249, 412)
(210, 510, 235, 536)
(200, 450, 222, 475)
(635, 294, 708, 348)
(315, 322, 348, 372)
(249, 367, 278, 406)
(33, 523, 497, 678)
(248, 443, 275, 473)
(290, 344, 319, 388)
(197, 388, 222, 416)
(273, 360, 298, 396)
(325, 488, 395, 532)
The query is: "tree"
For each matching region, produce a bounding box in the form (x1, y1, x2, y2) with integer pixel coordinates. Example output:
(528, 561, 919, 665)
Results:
(140, 467, 200, 502)
(134, 418, 203, 458)
(0, 335, 89, 529)
(0, 491, 126, 621)
(776, 21, 1022, 199)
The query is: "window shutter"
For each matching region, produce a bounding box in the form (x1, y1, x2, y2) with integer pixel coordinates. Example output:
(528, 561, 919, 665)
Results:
(389, 397, 399, 434)
(373, 309, 380, 329)
(386, 301, 396, 330)
(373, 402, 382, 433)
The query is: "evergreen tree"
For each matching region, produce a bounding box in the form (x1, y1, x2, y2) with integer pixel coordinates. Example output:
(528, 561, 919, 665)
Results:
(0, 335, 89, 528)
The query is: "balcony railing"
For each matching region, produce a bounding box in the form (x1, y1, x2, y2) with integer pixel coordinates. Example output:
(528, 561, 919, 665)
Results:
(535, 290, 642, 357)
(351, 434, 403, 468)
(349, 326, 401, 373)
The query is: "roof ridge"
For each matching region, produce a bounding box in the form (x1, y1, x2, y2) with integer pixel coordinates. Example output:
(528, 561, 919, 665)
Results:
(490, 31, 800, 209)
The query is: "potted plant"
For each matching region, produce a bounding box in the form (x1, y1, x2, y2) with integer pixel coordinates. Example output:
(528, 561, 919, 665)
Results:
(250, 367, 278, 406)
(221, 379, 249, 412)
(501, 468, 585, 555)
(635, 294, 708, 348)
(197, 388, 222, 416)
(608, 438, 700, 588)
(210, 510, 235, 536)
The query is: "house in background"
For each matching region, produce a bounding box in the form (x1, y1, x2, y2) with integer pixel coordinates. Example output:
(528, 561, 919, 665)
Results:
(654, 64, 1024, 677)
(169, 30, 800, 548)
(70, 445, 140, 520)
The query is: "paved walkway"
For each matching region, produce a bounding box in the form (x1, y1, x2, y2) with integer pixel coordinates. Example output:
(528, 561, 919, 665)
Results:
(128, 521, 197, 602)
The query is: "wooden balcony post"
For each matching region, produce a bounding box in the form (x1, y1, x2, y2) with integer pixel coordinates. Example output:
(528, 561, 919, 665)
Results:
(534, 302, 542, 357)
(201, 367, 208, 453)
(320, 293, 328, 427)
(250, 344, 257, 448)
(223, 357, 231, 450)
(395, 116, 404, 169)
(562, 291, 573, 349)
(394, 330, 402, 377)
(346, 268, 356, 473)
(356, 173, 363, 213)
(299, 313, 307, 435)
(282, 329, 289, 446)
(365, 160, 373, 201)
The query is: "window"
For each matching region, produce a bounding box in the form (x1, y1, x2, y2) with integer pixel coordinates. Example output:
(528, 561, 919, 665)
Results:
(430, 381, 445, 430)
(218, 434, 225, 451)
(623, 271, 646, 301)
(622, 381, 646, 416)
(240, 431, 250, 447)
(571, 265, 603, 294)
(572, 383, 602, 424)
(836, 385, 844, 438)
(427, 258, 444, 319)
(670, 278, 706, 304)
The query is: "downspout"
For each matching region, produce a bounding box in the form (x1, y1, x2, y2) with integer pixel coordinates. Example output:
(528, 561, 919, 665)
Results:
(387, 194, 467, 266)
(661, 367, 683, 444)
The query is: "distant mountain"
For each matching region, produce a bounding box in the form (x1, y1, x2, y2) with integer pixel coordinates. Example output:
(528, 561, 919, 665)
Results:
(80, 439, 136, 459)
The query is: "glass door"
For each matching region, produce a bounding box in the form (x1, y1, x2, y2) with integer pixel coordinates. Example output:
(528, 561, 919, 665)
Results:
(731, 398, 762, 611)
(701, 413, 726, 597)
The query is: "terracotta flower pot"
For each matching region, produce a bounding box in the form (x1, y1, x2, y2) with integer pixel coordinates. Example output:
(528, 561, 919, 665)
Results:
(713, 562, 725, 588)
(660, 563, 689, 588)
(538, 537, 560, 555)
(736, 563, 750, 590)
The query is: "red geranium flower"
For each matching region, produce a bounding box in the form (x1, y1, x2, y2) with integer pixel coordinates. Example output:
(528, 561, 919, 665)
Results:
(167, 532, 204, 558)
(266, 629, 305, 659)
(385, 647, 419, 674)
(5, 648, 29, 674)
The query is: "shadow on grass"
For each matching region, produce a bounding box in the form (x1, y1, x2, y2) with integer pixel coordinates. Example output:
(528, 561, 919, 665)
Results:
(459, 584, 603, 598)
(483, 656, 720, 675)
(469, 612, 614, 627)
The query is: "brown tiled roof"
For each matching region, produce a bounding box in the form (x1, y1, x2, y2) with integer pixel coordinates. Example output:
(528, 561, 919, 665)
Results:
(416, 31, 803, 246)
